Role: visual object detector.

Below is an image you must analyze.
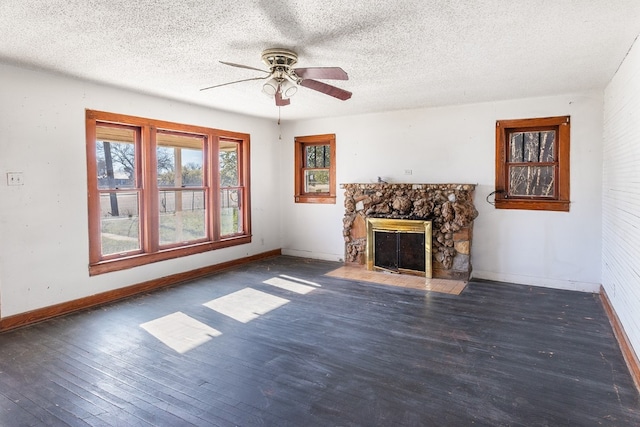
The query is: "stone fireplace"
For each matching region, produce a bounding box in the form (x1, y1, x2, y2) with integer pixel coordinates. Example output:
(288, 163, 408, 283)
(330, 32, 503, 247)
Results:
(341, 183, 478, 280)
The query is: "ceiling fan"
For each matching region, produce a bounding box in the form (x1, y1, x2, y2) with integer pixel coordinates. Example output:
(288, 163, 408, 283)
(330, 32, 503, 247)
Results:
(200, 48, 352, 106)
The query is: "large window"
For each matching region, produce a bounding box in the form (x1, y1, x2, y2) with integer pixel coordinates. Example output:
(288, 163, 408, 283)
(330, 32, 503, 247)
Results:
(86, 110, 251, 275)
(294, 134, 336, 204)
(495, 116, 570, 211)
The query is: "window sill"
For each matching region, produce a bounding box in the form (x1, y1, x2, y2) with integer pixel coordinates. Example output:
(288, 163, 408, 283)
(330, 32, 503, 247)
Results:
(89, 235, 252, 276)
(495, 199, 570, 212)
(294, 195, 336, 204)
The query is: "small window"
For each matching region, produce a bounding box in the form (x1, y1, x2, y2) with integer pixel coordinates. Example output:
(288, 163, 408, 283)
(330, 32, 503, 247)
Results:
(294, 134, 336, 204)
(495, 116, 570, 211)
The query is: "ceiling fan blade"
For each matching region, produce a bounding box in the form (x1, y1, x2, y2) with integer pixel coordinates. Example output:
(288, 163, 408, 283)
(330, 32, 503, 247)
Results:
(275, 88, 291, 106)
(219, 61, 269, 74)
(300, 79, 352, 101)
(200, 76, 270, 91)
(294, 67, 349, 80)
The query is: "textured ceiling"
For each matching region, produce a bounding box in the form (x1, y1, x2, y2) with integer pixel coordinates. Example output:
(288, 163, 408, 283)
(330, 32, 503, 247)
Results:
(1, 1, 639, 121)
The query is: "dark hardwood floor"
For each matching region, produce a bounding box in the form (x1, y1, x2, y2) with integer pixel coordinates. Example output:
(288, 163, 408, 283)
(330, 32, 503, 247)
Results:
(0, 256, 639, 426)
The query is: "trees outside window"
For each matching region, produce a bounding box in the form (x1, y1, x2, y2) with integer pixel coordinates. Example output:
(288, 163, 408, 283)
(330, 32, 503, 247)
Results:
(86, 110, 251, 275)
(294, 134, 336, 204)
(495, 116, 570, 212)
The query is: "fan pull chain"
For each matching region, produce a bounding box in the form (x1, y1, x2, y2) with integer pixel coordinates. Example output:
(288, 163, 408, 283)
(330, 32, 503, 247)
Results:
(278, 107, 282, 140)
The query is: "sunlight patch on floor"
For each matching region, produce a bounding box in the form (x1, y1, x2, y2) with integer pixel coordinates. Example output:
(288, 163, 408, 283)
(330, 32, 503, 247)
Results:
(203, 288, 290, 323)
(140, 311, 222, 354)
(263, 276, 317, 294)
(278, 275, 322, 287)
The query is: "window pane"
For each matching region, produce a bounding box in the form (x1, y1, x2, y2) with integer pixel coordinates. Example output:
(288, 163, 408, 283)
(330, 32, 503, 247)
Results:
(304, 169, 330, 193)
(523, 132, 540, 162)
(220, 142, 239, 187)
(221, 188, 243, 236)
(159, 190, 206, 245)
(509, 166, 555, 197)
(100, 192, 140, 255)
(157, 133, 204, 188)
(539, 131, 555, 162)
(315, 146, 326, 167)
(305, 144, 330, 168)
(96, 126, 136, 189)
(509, 131, 556, 163)
(323, 145, 330, 167)
(509, 133, 524, 162)
(305, 145, 315, 167)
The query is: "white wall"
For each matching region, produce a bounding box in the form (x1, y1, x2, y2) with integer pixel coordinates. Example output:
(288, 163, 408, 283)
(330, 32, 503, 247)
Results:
(0, 63, 282, 318)
(0, 59, 607, 321)
(602, 37, 640, 358)
(280, 92, 603, 292)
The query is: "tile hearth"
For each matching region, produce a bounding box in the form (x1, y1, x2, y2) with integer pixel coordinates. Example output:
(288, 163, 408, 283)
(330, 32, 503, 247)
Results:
(325, 265, 466, 295)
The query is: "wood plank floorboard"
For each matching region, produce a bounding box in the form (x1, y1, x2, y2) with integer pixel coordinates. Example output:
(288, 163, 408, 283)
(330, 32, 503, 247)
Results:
(0, 255, 639, 426)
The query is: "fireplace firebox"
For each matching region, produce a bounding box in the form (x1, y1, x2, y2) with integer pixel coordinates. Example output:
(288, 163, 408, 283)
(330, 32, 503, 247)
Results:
(366, 218, 432, 279)
(374, 231, 425, 273)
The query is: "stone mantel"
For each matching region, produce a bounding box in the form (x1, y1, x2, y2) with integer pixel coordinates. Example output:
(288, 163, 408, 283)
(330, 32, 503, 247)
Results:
(340, 183, 478, 280)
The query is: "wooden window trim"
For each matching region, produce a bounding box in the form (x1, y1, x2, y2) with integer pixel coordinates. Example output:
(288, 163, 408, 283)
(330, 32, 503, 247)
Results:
(294, 134, 336, 204)
(495, 116, 570, 212)
(86, 110, 251, 275)
(218, 136, 250, 239)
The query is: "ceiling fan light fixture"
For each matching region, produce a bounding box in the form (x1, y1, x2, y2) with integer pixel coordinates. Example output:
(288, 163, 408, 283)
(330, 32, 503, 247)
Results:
(262, 78, 279, 96)
(280, 79, 298, 99)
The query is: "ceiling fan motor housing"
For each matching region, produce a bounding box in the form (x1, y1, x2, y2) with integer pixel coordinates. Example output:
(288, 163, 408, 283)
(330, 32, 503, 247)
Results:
(261, 48, 298, 69)
(261, 48, 302, 84)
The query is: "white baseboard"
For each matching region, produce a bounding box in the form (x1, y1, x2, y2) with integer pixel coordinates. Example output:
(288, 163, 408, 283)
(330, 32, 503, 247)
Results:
(281, 249, 343, 263)
(472, 270, 601, 293)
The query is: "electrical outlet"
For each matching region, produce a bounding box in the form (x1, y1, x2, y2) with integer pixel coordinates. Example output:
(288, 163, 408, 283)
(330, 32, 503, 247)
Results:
(404, 169, 413, 175)
(7, 172, 24, 186)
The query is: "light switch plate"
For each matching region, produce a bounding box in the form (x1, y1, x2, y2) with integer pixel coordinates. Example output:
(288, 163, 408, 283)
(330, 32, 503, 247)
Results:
(7, 172, 24, 186)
